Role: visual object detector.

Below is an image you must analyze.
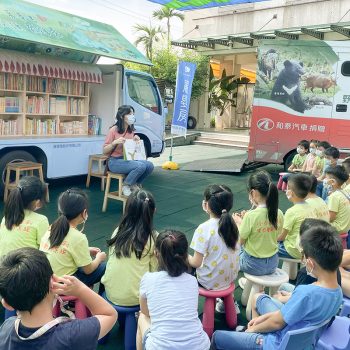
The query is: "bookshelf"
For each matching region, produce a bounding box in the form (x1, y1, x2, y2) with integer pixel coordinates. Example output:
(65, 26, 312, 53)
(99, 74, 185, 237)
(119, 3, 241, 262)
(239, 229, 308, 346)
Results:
(0, 72, 89, 137)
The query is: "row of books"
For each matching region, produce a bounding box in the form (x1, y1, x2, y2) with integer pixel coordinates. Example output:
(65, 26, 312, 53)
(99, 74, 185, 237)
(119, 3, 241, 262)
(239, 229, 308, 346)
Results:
(60, 121, 85, 135)
(67, 97, 85, 115)
(49, 96, 67, 114)
(88, 115, 101, 135)
(48, 79, 86, 95)
(0, 119, 18, 135)
(0, 97, 21, 113)
(26, 96, 47, 114)
(27, 76, 47, 92)
(25, 118, 58, 135)
(0, 73, 23, 91)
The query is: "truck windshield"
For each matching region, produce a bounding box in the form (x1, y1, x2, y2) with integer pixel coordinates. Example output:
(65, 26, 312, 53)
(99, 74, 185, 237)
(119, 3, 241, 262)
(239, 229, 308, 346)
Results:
(126, 73, 161, 114)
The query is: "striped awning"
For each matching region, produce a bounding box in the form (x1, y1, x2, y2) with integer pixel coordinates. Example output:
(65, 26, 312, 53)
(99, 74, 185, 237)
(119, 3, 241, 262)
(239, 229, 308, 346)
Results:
(0, 49, 102, 83)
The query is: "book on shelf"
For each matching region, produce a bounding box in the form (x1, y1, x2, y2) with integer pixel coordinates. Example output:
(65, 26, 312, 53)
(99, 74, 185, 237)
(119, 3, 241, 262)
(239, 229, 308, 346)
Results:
(0, 73, 23, 90)
(26, 118, 57, 135)
(49, 96, 67, 114)
(0, 119, 17, 135)
(48, 79, 86, 96)
(0, 97, 20, 113)
(26, 96, 47, 114)
(60, 120, 85, 135)
(67, 97, 84, 115)
(88, 115, 101, 135)
(26, 76, 46, 92)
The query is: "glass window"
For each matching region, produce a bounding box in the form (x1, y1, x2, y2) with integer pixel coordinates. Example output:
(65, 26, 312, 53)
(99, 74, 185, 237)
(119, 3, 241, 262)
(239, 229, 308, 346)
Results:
(127, 74, 160, 114)
(341, 61, 350, 76)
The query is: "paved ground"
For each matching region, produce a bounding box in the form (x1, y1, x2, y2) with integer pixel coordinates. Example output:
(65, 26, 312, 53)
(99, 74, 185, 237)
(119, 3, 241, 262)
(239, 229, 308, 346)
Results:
(0, 145, 290, 349)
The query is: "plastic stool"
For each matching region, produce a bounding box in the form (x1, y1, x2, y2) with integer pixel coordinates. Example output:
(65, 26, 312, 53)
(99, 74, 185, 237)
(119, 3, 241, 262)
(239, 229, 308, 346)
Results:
(100, 292, 140, 350)
(340, 233, 348, 249)
(340, 296, 350, 317)
(241, 268, 289, 321)
(52, 295, 89, 319)
(316, 316, 350, 350)
(199, 283, 237, 338)
(280, 257, 301, 280)
(277, 172, 288, 191)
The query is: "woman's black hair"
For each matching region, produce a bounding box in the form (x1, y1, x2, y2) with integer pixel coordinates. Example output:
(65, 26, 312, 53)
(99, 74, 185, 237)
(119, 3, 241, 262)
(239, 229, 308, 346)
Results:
(247, 171, 279, 229)
(204, 185, 238, 250)
(4, 176, 46, 230)
(49, 188, 88, 248)
(113, 105, 135, 134)
(107, 189, 156, 260)
(156, 230, 189, 277)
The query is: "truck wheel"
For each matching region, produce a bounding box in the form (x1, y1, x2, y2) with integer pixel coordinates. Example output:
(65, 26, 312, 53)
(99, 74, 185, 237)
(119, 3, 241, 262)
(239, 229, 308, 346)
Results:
(0, 150, 37, 196)
(187, 116, 197, 129)
(284, 151, 297, 172)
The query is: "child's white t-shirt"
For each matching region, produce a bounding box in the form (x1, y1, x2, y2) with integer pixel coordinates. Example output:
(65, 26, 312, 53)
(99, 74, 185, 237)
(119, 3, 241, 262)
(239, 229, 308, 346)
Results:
(140, 271, 210, 350)
(190, 218, 239, 290)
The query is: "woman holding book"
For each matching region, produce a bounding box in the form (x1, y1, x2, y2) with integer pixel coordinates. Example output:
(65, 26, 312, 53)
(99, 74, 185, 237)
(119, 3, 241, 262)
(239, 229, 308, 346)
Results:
(103, 105, 154, 197)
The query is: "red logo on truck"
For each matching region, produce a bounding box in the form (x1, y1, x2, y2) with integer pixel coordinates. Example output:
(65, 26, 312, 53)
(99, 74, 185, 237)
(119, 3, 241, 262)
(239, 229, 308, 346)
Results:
(257, 118, 274, 131)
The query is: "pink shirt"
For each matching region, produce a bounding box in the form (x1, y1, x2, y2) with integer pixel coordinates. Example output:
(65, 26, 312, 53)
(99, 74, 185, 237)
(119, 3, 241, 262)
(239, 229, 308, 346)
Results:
(304, 153, 316, 173)
(104, 126, 134, 158)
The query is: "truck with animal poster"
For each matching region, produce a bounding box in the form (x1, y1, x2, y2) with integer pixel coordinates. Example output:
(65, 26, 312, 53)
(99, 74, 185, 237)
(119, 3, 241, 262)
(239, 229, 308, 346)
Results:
(248, 39, 349, 168)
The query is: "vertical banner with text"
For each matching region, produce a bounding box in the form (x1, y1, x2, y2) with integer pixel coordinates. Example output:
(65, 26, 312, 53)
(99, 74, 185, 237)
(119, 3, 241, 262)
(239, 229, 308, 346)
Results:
(171, 61, 197, 137)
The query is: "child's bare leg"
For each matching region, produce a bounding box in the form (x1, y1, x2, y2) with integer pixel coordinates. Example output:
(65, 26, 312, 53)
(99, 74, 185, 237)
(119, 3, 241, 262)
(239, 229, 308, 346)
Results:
(136, 312, 151, 350)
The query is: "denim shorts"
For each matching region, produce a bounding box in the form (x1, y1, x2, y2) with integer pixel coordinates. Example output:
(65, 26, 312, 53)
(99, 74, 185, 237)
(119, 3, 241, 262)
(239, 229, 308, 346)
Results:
(256, 294, 283, 315)
(278, 242, 295, 259)
(240, 248, 278, 276)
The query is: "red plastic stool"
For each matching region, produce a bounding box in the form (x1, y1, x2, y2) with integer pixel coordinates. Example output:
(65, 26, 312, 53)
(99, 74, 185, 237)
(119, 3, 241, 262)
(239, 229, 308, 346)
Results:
(340, 233, 348, 249)
(199, 283, 237, 338)
(53, 295, 89, 319)
(277, 172, 288, 191)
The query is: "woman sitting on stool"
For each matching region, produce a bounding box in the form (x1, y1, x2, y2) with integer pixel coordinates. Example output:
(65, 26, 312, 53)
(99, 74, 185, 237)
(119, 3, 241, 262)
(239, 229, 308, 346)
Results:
(103, 105, 154, 196)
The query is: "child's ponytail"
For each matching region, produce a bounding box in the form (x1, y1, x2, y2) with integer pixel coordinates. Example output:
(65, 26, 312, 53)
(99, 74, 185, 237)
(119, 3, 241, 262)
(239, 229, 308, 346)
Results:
(4, 176, 46, 230)
(49, 189, 88, 248)
(204, 185, 238, 250)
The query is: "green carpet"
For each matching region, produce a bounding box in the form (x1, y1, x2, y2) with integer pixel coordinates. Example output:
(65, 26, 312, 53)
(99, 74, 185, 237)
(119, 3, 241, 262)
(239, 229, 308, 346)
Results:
(0, 164, 292, 349)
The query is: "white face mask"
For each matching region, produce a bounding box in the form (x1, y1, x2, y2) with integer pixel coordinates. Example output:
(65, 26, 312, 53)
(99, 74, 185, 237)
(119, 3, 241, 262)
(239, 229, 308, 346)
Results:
(316, 150, 323, 157)
(305, 259, 316, 279)
(202, 200, 208, 214)
(286, 189, 292, 200)
(126, 114, 136, 125)
(309, 147, 316, 154)
(297, 147, 304, 155)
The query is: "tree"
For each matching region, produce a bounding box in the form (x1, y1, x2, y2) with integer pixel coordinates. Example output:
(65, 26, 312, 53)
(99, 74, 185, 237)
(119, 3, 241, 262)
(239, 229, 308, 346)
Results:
(133, 23, 165, 61)
(153, 7, 184, 47)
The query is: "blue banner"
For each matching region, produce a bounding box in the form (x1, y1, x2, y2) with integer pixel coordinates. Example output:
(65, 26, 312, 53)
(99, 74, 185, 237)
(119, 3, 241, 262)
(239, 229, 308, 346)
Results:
(171, 61, 197, 136)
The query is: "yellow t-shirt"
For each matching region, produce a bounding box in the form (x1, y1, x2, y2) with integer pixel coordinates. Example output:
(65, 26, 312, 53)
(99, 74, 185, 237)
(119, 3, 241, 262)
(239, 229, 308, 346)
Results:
(306, 196, 330, 222)
(328, 189, 350, 233)
(343, 183, 350, 192)
(292, 154, 307, 168)
(40, 227, 92, 276)
(239, 207, 284, 258)
(0, 210, 49, 257)
(283, 203, 317, 259)
(101, 229, 158, 306)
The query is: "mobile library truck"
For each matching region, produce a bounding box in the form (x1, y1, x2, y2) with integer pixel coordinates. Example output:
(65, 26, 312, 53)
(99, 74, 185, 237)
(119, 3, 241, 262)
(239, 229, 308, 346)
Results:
(0, 0, 165, 194)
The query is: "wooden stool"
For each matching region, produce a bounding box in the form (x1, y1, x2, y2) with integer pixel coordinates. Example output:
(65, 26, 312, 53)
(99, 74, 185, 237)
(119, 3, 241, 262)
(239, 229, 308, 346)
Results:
(4, 161, 49, 202)
(86, 154, 108, 191)
(279, 257, 301, 280)
(102, 172, 127, 213)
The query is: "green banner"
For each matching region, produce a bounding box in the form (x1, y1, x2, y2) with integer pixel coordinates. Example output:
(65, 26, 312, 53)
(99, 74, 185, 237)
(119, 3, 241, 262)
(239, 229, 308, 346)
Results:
(0, 0, 151, 65)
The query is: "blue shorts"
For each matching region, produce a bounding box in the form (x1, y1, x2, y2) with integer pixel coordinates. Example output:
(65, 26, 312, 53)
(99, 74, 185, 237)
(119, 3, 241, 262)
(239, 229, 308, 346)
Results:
(278, 242, 295, 259)
(240, 248, 278, 276)
(256, 294, 283, 315)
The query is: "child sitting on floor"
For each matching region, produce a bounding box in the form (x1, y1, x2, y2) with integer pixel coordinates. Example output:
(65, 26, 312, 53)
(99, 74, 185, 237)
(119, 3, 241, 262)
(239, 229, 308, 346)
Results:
(324, 165, 350, 234)
(136, 230, 210, 350)
(188, 185, 240, 291)
(233, 171, 283, 276)
(102, 189, 158, 307)
(40, 188, 106, 287)
(211, 221, 343, 350)
(0, 248, 117, 349)
(305, 175, 329, 222)
(278, 174, 317, 260)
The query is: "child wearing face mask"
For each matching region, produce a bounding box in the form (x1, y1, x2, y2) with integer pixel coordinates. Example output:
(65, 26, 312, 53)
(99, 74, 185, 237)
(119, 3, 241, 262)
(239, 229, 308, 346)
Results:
(301, 140, 318, 174)
(40, 189, 106, 287)
(0, 176, 49, 258)
(233, 171, 284, 276)
(312, 141, 330, 179)
(278, 174, 317, 260)
(324, 165, 350, 235)
(103, 105, 154, 197)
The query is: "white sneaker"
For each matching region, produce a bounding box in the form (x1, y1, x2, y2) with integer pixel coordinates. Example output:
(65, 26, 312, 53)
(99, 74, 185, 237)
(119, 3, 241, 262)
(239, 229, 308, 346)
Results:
(122, 185, 131, 197)
(234, 301, 241, 315)
(215, 299, 241, 315)
(238, 277, 247, 290)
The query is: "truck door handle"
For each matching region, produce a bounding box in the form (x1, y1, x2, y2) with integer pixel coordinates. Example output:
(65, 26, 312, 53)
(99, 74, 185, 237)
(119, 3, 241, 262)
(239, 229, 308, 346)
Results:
(336, 104, 347, 112)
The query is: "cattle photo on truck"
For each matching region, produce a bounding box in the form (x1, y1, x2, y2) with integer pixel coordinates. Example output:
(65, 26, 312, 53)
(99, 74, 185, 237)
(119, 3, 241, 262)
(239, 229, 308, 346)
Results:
(248, 39, 350, 169)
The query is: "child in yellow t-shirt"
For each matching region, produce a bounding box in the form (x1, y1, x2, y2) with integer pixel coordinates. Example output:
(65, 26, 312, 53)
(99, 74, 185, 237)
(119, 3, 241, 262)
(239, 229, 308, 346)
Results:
(324, 165, 350, 234)
(342, 158, 350, 192)
(305, 175, 330, 222)
(40, 189, 106, 287)
(233, 171, 284, 276)
(278, 174, 317, 259)
(0, 176, 49, 258)
(101, 189, 158, 307)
